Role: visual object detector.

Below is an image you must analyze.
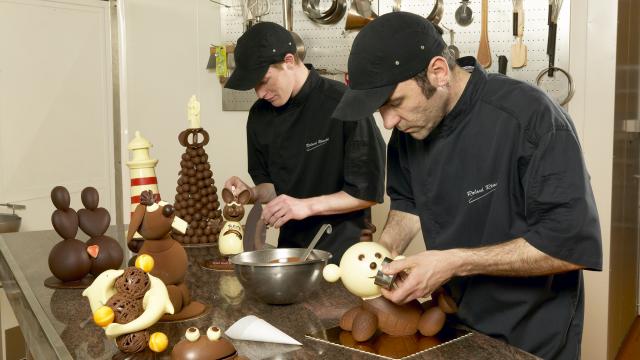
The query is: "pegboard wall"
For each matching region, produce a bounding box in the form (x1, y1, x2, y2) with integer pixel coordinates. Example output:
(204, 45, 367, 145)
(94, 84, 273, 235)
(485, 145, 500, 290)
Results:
(219, 0, 571, 110)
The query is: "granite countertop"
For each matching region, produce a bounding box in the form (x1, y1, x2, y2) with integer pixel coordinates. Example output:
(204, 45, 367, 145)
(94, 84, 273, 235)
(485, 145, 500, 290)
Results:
(0, 226, 539, 360)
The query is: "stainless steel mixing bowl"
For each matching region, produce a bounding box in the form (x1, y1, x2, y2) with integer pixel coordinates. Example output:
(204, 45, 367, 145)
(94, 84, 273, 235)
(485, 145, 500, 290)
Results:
(0, 214, 21, 233)
(230, 248, 332, 305)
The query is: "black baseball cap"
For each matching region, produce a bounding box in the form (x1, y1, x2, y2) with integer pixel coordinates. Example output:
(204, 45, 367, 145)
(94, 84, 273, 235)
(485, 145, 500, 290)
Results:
(333, 12, 446, 121)
(225, 22, 297, 91)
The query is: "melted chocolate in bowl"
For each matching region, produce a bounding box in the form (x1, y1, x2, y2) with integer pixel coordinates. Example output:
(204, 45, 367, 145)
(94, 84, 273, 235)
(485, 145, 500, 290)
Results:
(269, 256, 302, 264)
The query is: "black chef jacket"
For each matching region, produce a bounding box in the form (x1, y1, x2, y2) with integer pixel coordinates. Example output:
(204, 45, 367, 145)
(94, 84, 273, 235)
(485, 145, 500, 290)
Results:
(387, 57, 602, 360)
(247, 67, 385, 264)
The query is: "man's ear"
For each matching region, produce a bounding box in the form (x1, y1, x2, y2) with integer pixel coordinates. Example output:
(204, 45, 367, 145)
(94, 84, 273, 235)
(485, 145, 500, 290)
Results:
(283, 53, 296, 66)
(427, 56, 450, 88)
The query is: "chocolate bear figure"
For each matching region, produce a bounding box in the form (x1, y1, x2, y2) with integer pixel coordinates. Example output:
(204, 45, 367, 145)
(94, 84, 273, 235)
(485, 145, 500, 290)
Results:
(127, 190, 206, 321)
(78, 187, 124, 276)
(47, 186, 93, 284)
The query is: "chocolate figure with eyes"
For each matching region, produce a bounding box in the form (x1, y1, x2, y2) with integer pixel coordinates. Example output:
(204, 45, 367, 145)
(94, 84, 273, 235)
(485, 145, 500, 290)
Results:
(127, 190, 206, 321)
(171, 325, 248, 360)
(323, 242, 456, 342)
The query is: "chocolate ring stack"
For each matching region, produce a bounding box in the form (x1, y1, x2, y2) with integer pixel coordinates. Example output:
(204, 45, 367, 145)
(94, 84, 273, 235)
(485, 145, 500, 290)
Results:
(173, 128, 223, 245)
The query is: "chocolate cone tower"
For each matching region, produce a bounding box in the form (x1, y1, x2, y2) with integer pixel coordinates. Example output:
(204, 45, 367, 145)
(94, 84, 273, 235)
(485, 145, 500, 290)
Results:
(172, 96, 223, 245)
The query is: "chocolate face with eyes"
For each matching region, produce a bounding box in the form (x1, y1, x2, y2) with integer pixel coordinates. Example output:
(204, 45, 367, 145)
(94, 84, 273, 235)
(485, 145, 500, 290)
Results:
(323, 242, 392, 299)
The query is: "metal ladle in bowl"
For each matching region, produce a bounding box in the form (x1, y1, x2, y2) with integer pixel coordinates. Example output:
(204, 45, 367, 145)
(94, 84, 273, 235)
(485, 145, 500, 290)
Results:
(270, 224, 333, 263)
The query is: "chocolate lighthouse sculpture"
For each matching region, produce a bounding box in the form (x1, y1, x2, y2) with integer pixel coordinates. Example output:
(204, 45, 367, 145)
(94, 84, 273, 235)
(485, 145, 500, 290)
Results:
(172, 95, 223, 245)
(126, 131, 162, 215)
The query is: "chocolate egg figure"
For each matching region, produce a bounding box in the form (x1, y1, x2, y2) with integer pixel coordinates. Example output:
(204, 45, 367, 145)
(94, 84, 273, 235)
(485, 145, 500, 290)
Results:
(219, 188, 251, 256)
(48, 186, 93, 283)
(171, 325, 247, 360)
(127, 190, 206, 321)
(323, 242, 453, 342)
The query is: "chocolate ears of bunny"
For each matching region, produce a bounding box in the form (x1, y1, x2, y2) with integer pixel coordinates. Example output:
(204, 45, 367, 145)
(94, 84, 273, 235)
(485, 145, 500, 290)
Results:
(221, 188, 252, 205)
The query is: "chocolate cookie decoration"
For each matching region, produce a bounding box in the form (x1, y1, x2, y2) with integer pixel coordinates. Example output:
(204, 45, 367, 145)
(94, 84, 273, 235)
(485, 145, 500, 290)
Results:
(173, 126, 223, 245)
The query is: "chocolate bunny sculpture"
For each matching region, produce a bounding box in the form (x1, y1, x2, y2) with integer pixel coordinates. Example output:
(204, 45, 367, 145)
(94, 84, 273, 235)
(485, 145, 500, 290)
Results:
(46, 186, 95, 288)
(78, 187, 124, 276)
(219, 188, 251, 256)
(127, 190, 206, 321)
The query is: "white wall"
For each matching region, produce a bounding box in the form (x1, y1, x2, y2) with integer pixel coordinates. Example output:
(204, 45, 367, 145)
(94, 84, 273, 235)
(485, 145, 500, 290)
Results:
(0, 0, 116, 232)
(121, 0, 617, 358)
(567, 1, 617, 359)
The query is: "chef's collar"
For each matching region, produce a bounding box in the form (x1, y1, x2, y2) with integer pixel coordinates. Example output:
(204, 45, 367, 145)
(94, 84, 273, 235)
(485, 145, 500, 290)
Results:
(278, 65, 318, 110)
(431, 57, 487, 138)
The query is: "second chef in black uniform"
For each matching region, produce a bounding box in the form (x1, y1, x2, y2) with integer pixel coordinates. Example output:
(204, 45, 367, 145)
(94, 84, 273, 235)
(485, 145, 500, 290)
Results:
(223, 22, 385, 263)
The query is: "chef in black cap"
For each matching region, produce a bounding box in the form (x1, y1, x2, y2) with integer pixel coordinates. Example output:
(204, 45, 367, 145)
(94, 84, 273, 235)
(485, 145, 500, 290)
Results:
(224, 22, 385, 263)
(333, 12, 602, 360)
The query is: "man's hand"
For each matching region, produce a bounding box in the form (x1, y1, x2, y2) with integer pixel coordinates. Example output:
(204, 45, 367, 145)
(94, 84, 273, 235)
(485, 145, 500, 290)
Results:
(262, 195, 312, 228)
(224, 176, 252, 197)
(380, 250, 459, 304)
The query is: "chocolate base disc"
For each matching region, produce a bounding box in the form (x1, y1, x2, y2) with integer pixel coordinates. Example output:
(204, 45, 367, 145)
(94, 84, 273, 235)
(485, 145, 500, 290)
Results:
(44, 275, 94, 289)
(159, 301, 209, 323)
(200, 258, 233, 271)
(111, 348, 157, 360)
(179, 242, 217, 248)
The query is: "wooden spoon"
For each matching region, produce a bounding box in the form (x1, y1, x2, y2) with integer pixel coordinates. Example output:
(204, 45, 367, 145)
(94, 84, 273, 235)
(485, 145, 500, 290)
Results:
(511, 0, 527, 68)
(477, 0, 491, 68)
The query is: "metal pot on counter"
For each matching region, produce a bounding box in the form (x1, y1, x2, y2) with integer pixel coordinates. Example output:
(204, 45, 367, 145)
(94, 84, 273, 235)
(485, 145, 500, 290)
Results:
(0, 203, 25, 233)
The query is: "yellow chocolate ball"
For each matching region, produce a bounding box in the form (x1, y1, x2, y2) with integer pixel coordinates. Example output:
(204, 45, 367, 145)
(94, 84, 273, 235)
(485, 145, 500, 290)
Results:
(149, 332, 168, 353)
(135, 254, 155, 273)
(93, 306, 114, 327)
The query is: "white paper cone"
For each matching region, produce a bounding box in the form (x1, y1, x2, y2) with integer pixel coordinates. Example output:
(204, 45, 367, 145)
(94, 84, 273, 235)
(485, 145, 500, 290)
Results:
(225, 315, 302, 346)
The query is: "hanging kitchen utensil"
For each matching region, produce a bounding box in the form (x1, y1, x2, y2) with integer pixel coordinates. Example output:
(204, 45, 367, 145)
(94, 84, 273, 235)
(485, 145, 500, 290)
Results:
(244, 0, 271, 30)
(302, 0, 347, 25)
(511, 0, 527, 68)
(392, 0, 401, 12)
(283, 0, 306, 61)
(344, 0, 377, 30)
(477, 0, 491, 68)
(426, 0, 444, 26)
(536, 66, 574, 106)
(547, 0, 563, 77)
(441, 25, 459, 59)
(498, 55, 508, 75)
(455, 0, 473, 27)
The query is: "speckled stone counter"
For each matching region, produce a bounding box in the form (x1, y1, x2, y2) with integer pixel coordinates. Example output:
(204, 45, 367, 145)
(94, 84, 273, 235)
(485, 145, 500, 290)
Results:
(0, 227, 539, 360)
